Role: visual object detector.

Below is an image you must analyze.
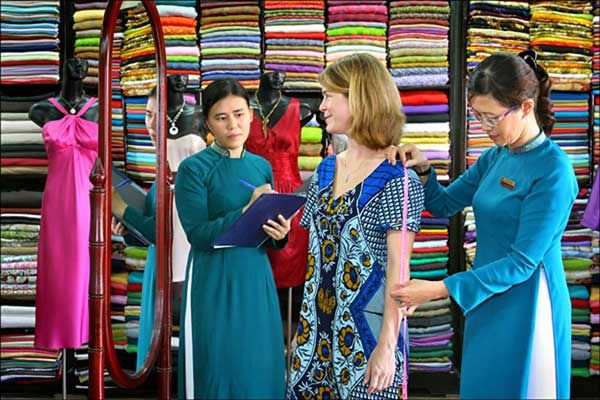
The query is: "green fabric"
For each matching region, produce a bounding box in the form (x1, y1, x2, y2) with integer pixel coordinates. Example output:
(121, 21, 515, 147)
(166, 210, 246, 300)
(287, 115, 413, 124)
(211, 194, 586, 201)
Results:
(166, 55, 199, 62)
(298, 156, 321, 171)
(409, 349, 454, 358)
(410, 256, 448, 265)
(201, 47, 261, 56)
(0, 231, 38, 239)
(411, 268, 448, 278)
(411, 251, 448, 259)
(123, 246, 148, 260)
(571, 367, 590, 377)
(301, 127, 322, 143)
(175, 147, 285, 399)
(327, 26, 386, 37)
(75, 37, 100, 47)
(563, 258, 594, 270)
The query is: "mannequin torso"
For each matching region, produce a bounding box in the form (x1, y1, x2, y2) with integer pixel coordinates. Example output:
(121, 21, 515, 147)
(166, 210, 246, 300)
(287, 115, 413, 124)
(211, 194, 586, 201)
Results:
(165, 74, 202, 139)
(29, 58, 98, 126)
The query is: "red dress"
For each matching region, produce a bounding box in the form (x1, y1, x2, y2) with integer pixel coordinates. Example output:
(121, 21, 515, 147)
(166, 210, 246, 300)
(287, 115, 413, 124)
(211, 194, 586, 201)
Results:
(247, 98, 309, 288)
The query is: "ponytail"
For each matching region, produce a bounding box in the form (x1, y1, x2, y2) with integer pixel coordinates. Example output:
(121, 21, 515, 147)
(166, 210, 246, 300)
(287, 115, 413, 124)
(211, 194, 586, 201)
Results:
(518, 50, 555, 136)
(533, 65, 555, 136)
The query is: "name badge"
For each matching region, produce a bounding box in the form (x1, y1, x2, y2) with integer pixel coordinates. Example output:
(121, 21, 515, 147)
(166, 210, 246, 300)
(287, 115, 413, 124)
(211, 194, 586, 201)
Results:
(500, 177, 516, 190)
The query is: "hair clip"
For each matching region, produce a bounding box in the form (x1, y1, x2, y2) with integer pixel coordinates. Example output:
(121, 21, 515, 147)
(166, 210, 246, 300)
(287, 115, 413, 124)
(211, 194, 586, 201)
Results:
(518, 50, 538, 72)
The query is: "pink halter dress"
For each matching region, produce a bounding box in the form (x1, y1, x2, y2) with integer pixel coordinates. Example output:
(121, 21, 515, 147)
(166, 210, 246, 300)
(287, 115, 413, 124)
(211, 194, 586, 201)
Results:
(34, 97, 98, 349)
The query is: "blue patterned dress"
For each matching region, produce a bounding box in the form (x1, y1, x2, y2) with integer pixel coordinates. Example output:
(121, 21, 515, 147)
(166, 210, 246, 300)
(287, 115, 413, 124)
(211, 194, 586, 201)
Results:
(287, 155, 425, 399)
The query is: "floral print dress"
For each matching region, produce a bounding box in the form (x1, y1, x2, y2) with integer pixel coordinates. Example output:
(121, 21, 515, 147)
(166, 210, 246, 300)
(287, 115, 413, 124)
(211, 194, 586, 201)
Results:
(287, 155, 424, 399)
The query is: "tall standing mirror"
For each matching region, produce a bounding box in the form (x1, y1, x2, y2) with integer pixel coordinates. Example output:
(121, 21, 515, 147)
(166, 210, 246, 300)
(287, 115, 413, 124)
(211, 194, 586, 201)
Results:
(90, 0, 172, 398)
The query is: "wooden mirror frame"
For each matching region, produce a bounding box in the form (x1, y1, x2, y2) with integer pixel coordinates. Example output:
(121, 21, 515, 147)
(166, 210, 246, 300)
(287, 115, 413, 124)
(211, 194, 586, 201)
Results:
(89, 1, 172, 398)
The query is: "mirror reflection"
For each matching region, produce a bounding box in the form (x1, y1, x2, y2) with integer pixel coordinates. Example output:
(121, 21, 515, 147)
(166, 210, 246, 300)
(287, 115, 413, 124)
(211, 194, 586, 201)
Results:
(108, 1, 205, 375)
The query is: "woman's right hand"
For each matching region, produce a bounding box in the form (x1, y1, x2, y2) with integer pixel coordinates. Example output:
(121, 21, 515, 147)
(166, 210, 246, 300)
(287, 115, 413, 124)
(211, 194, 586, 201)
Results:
(243, 183, 273, 213)
(385, 144, 430, 172)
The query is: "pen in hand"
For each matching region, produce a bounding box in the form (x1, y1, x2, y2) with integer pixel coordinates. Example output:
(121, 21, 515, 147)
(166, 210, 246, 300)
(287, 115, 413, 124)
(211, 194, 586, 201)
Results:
(239, 179, 256, 191)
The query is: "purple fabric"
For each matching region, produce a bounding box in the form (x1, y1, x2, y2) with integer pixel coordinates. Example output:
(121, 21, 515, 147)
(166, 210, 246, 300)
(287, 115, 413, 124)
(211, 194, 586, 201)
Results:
(422, 151, 450, 159)
(403, 104, 449, 114)
(581, 172, 599, 231)
(561, 240, 592, 247)
(410, 331, 454, 343)
(409, 339, 451, 347)
(264, 63, 323, 73)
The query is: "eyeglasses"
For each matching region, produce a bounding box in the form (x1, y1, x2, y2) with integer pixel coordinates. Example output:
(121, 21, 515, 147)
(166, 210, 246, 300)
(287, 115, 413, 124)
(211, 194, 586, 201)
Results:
(469, 104, 520, 127)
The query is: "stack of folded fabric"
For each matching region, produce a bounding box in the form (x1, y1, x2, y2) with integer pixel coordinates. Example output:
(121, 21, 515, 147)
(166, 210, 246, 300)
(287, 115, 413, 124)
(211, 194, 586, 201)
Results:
(263, 0, 325, 90)
(0, 224, 39, 299)
(0, 1, 60, 85)
(0, 327, 62, 385)
(0, 94, 49, 218)
(111, 15, 126, 171)
(125, 269, 143, 354)
(409, 211, 453, 373)
(298, 117, 323, 182)
(463, 206, 476, 271)
(563, 192, 597, 378)
(388, 0, 450, 89)
(124, 96, 155, 187)
(591, 285, 599, 376)
(551, 92, 591, 187)
(0, 214, 41, 300)
(155, 1, 200, 91)
(110, 270, 129, 351)
(569, 284, 592, 377)
(593, 2, 599, 167)
(325, 0, 387, 67)
(123, 246, 147, 354)
(199, 1, 261, 89)
(530, 1, 593, 92)
(466, 0, 530, 72)
(121, 4, 155, 97)
(465, 0, 530, 167)
(400, 90, 450, 183)
(73, 1, 106, 89)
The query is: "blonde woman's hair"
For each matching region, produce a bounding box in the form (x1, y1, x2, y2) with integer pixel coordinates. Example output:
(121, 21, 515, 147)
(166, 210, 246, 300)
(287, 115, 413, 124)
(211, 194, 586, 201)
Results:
(319, 53, 405, 149)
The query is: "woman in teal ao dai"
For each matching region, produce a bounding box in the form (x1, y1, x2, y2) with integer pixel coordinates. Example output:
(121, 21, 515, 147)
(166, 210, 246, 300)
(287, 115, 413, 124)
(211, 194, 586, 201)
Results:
(390, 52, 578, 399)
(175, 79, 291, 399)
(287, 53, 425, 399)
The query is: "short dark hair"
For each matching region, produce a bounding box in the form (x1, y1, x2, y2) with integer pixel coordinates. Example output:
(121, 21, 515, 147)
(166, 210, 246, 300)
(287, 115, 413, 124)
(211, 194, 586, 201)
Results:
(202, 78, 250, 116)
(468, 52, 555, 135)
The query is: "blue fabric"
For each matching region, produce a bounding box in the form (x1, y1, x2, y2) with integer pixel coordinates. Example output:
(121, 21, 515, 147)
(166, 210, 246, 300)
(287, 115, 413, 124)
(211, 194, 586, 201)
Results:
(136, 244, 156, 370)
(426, 139, 577, 399)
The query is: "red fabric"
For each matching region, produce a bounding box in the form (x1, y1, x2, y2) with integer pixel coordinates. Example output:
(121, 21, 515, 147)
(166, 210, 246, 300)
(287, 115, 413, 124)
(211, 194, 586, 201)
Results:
(246, 98, 309, 288)
(571, 299, 590, 308)
(412, 246, 449, 253)
(266, 32, 326, 40)
(400, 90, 449, 106)
(1, 158, 48, 166)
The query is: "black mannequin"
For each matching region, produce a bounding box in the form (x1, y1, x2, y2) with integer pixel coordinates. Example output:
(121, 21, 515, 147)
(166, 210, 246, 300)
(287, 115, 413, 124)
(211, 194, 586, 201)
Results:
(250, 72, 314, 131)
(165, 74, 202, 139)
(29, 58, 99, 127)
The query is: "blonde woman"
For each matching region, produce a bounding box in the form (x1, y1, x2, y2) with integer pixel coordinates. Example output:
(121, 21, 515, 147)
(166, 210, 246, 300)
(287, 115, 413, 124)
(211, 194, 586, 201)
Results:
(286, 53, 425, 398)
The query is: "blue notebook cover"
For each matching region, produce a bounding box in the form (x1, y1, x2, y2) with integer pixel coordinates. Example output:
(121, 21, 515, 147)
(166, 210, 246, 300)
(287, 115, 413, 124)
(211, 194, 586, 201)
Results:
(212, 193, 306, 249)
(111, 165, 151, 245)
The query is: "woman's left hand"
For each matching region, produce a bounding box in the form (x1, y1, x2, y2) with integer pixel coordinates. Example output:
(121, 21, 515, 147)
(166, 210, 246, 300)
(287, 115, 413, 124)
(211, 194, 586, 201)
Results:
(262, 214, 291, 241)
(390, 279, 449, 308)
(364, 344, 396, 394)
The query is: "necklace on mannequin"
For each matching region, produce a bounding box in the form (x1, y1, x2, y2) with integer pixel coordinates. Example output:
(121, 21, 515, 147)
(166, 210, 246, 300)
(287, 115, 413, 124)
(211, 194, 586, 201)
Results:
(254, 91, 282, 136)
(167, 101, 186, 135)
(62, 94, 85, 115)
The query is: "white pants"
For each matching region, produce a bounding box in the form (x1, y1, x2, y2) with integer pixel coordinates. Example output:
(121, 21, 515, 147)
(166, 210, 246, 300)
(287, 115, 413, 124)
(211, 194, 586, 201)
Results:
(527, 270, 557, 399)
